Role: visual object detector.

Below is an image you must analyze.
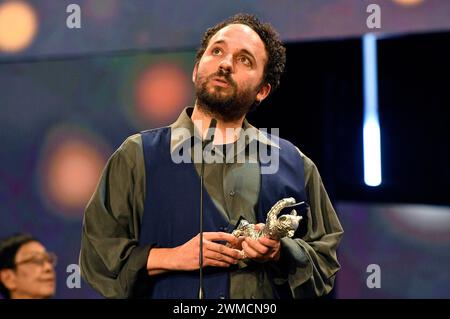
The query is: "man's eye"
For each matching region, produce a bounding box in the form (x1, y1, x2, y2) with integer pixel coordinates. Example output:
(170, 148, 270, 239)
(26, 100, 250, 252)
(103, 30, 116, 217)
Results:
(238, 56, 251, 66)
(212, 48, 222, 55)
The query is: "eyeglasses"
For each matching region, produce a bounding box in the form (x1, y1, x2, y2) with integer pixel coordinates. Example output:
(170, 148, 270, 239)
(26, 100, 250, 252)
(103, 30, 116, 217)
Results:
(15, 252, 58, 267)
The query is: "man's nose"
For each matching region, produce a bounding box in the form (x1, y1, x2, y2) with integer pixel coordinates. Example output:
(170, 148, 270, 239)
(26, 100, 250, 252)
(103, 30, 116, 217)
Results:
(42, 260, 54, 272)
(218, 54, 233, 74)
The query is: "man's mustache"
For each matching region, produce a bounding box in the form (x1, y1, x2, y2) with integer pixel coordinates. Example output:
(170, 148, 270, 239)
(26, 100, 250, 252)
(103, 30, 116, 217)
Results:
(207, 69, 237, 88)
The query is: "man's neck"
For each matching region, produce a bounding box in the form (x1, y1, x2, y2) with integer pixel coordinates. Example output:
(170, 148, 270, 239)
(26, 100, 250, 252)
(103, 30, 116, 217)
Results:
(191, 104, 244, 145)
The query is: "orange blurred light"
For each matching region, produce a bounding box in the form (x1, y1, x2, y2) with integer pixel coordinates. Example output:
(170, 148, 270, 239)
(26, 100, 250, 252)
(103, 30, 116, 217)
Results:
(393, 0, 424, 6)
(134, 63, 191, 126)
(0, 1, 38, 53)
(42, 137, 106, 218)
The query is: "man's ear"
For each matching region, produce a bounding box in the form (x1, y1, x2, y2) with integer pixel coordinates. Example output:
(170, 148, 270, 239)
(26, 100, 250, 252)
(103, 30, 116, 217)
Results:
(255, 83, 271, 104)
(192, 62, 199, 83)
(0, 269, 17, 291)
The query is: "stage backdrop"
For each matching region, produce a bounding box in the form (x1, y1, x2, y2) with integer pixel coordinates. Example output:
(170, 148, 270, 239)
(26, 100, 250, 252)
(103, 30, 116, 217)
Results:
(0, 50, 196, 298)
(1, 32, 449, 298)
(1, 0, 450, 60)
(336, 202, 450, 298)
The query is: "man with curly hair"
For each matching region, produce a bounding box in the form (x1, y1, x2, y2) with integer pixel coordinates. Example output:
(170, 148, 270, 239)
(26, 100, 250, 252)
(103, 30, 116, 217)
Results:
(80, 13, 343, 299)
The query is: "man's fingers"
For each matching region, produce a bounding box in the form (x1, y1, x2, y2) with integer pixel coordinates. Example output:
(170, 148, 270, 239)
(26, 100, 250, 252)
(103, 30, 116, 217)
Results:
(203, 232, 240, 246)
(258, 236, 280, 248)
(195, 232, 280, 264)
(205, 240, 243, 260)
(269, 249, 279, 259)
(244, 237, 270, 255)
(204, 250, 238, 265)
(226, 236, 244, 250)
(242, 241, 261, 259)
(204, 257, 231, 268)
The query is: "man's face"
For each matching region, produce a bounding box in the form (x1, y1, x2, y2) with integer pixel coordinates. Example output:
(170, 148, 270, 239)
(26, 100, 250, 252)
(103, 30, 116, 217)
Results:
(2, 241, 56, 299)
(193, 23, 271, 122)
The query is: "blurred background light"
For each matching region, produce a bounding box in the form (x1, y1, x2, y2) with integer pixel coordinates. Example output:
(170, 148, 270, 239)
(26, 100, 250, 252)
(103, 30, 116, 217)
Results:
(385, 204, 450, 242)
(38, 126, 110, 219)
(363, 33, 382, 187)
(0, 1, 38, 53)
(134, 62, 192, 126)
(393, 0, 425, 7)
(337, 202, 450, 298)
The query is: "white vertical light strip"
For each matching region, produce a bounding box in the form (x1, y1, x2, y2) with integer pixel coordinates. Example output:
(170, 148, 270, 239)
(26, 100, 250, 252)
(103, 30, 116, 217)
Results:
(363, 33, 382, 186)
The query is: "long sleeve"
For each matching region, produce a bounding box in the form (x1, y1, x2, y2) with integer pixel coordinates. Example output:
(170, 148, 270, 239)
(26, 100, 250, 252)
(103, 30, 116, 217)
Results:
(79, 134, 151, 298)
(271, 151, 344, 298)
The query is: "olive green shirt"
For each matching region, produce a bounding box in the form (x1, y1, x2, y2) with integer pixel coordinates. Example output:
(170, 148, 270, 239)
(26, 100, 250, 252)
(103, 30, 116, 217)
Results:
(80, 107, 343, 299)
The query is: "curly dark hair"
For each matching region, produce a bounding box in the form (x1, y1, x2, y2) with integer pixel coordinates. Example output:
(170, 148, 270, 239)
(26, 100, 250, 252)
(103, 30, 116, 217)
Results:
(195, 13, 286, 94)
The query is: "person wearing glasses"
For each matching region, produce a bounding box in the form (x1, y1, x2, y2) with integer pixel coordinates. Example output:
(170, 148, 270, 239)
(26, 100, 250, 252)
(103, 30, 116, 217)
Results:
(0, 233, 57, 299)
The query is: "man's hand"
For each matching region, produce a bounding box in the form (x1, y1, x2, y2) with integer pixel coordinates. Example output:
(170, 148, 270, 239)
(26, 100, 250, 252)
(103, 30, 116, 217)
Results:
(147, 232, 243, 275)
(241, 223, 281, 262)
(175, 232, 244, 269)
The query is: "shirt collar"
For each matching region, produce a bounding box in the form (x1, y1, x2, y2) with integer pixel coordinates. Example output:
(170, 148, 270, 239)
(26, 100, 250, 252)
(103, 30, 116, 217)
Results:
(170, 107, 280, 154)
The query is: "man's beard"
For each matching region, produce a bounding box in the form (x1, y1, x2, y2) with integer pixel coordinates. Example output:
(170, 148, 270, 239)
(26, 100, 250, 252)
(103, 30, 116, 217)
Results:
(195, 69, 259, 122)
